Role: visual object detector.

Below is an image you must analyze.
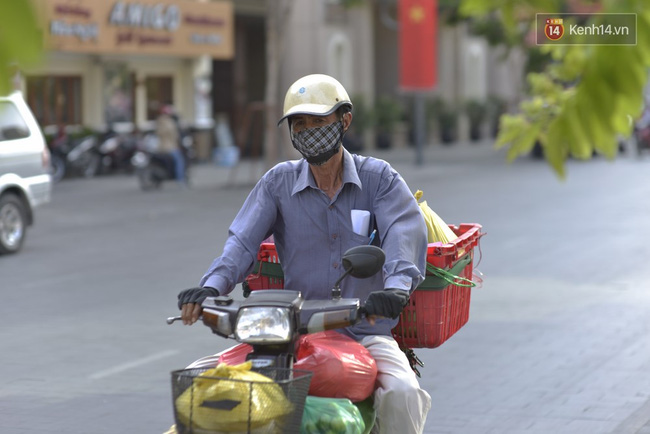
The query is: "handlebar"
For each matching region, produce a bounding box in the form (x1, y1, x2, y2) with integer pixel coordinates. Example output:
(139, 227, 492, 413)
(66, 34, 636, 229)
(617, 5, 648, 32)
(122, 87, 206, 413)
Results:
(168, 290, 364, 335)
(166, 315, 206, 325)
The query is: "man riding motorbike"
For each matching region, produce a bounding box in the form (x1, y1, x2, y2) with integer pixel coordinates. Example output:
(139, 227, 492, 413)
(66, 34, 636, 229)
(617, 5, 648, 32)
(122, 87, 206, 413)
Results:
(177, 74, 431, 433)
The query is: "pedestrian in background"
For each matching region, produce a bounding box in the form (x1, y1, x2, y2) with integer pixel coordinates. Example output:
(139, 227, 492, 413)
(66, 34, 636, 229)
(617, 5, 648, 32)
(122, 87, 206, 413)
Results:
(156, 104, 185, 186)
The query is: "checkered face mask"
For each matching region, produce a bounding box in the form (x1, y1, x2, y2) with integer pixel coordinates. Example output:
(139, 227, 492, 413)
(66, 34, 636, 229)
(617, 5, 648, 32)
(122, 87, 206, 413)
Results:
(291, 121, 343, 166)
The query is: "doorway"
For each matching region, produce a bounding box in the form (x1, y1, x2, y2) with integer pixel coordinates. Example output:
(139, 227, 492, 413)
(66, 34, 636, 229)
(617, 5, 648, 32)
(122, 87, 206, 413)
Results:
(145, 76, 174, 121)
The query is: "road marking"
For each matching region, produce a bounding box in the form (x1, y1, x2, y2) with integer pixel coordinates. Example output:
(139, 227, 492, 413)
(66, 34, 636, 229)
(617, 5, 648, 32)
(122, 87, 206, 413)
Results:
(88, 350, 180, 380)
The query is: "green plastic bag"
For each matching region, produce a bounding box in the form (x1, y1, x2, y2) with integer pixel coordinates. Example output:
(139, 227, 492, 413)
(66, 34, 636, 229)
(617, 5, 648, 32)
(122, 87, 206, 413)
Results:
(301, 396, 365, 434)
(353, 398, 376, 434)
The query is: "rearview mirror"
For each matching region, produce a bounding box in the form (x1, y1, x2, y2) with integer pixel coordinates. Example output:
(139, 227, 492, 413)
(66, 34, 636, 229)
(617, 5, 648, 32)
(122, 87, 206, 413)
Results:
(341, 245, 385, 279)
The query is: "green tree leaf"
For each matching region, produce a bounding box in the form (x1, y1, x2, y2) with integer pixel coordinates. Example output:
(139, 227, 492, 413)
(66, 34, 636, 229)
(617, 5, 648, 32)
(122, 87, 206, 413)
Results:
(462, 0, 650, 178)
(0, 1, 42, 94)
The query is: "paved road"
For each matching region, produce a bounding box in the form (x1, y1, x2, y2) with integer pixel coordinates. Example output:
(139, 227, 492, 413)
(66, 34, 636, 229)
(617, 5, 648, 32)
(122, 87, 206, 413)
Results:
(1, 142, 649, 433)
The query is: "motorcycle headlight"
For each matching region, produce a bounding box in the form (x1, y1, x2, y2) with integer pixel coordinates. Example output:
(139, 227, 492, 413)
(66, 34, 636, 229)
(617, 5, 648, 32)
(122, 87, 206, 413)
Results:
(235, 307, 292, 344)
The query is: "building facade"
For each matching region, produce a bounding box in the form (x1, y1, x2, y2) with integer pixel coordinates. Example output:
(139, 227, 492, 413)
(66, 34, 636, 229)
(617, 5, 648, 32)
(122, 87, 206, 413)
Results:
(20, 0, 523, 157)
(24, 0, 233, 141)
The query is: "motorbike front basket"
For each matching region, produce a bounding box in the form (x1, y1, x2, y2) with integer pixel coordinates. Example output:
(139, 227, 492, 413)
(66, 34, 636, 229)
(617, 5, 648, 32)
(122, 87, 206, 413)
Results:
(171, 367, 312, 434)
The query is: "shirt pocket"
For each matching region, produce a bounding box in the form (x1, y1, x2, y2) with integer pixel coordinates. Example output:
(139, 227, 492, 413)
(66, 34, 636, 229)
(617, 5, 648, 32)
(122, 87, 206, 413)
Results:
(346, 230, 371, 247)
(344, 210, 373, 248)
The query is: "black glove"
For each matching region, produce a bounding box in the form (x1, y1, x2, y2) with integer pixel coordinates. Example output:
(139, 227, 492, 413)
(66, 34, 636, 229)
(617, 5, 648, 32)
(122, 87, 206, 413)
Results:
(177, 287, 219, 310)
(363, 289, 410, 319)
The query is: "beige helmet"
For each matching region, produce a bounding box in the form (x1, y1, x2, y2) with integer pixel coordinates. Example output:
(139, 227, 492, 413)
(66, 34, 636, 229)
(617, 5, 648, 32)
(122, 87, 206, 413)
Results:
(278, 74, 352, 125)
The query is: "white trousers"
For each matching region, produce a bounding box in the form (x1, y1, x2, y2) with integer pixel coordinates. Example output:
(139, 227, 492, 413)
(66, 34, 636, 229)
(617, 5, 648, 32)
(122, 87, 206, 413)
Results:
(185, 336, 432, 434)
(360, 335, 431, 434)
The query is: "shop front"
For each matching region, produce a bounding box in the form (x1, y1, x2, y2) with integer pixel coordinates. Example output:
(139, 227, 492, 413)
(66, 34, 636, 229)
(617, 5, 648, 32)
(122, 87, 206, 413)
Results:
(25, 0, 233, 138)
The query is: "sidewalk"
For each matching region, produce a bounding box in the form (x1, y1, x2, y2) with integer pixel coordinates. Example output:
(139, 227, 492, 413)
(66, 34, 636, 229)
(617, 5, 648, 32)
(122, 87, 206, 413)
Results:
(193, 137, 648, 191)
(191, 139, 506, 189)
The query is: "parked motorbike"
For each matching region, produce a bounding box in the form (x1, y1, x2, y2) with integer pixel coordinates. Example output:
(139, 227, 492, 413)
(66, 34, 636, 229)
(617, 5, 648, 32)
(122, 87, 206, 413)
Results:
(95, 129, 140, 174)
(167, 245, 385, 433)
(131, 133, 192, 190)
(65, 134, 102, 178)
(48, 126, 119, 180)
(46, 127, 71, 183)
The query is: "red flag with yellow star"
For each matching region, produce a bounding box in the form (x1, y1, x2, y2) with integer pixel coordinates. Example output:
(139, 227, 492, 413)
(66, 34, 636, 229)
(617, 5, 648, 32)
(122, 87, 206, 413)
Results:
(399, 0, 437, 90)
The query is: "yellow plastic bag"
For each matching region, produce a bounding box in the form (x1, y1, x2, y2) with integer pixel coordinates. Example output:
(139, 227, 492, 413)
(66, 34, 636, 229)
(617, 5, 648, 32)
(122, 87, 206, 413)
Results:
(414, 190, 458, 244)
(162, 424, 177, 434)
(175, 361, 293, 433)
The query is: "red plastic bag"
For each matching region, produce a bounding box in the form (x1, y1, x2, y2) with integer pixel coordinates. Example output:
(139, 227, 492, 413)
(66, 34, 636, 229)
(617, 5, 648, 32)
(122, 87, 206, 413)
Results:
(216, 331, 377, 402)
(295, 331, 377, 402)
(217, 343, 252, 365)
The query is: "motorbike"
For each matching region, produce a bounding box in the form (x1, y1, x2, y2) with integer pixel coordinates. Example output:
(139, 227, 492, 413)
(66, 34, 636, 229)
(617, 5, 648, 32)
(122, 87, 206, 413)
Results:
(95, 129, 140, 175)
(65, 134, 102, 178)
(131, 132, 192, 190)
(47, 128, 71, 183)
(63, 126, 144, 179)
(49, 127, 129, 180)
(167, 245, 385, 433)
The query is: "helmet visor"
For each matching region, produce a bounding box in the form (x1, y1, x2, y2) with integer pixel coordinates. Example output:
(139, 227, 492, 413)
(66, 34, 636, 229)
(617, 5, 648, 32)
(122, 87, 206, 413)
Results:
(278, 101, 351, 126)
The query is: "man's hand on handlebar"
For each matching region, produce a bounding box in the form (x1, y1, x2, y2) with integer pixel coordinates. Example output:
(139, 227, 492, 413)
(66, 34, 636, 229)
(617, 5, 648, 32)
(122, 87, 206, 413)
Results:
(177, 287, 219, 325)
(366, 315, 381, 326)
(363, 289, 410, 324)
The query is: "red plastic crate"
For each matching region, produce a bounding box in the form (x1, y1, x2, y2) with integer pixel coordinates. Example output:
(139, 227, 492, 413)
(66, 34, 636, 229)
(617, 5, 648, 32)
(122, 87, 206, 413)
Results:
(244, 243, 284, 291)
(392, 223, 483, 348)
(243, 223, 483, 349)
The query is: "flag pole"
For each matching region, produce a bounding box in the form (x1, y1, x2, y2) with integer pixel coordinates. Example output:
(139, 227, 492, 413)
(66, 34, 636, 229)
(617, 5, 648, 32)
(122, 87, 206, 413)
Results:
(414, 92, 426, 166)
(398, 0, 438, 166)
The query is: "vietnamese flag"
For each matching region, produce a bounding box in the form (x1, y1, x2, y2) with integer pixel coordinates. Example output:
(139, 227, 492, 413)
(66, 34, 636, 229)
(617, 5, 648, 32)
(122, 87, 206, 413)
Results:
(399, 0, 438, 90)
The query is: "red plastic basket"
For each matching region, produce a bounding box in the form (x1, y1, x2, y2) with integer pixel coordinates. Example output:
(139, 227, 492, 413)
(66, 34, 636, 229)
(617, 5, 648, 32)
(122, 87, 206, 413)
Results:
(243, 223, 483, 349)
(392, 223, 483, 348)
(244, 243, 284, 292)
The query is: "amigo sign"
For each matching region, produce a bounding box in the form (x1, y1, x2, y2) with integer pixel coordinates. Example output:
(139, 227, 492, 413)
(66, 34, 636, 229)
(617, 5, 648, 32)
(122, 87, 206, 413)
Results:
(37, 0, 234, 59)
(109, 2, 181, 31)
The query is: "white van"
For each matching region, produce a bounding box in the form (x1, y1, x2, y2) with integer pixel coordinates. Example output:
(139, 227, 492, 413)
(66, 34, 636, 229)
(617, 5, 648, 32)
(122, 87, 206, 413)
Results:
(0, 91, 52, 254)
